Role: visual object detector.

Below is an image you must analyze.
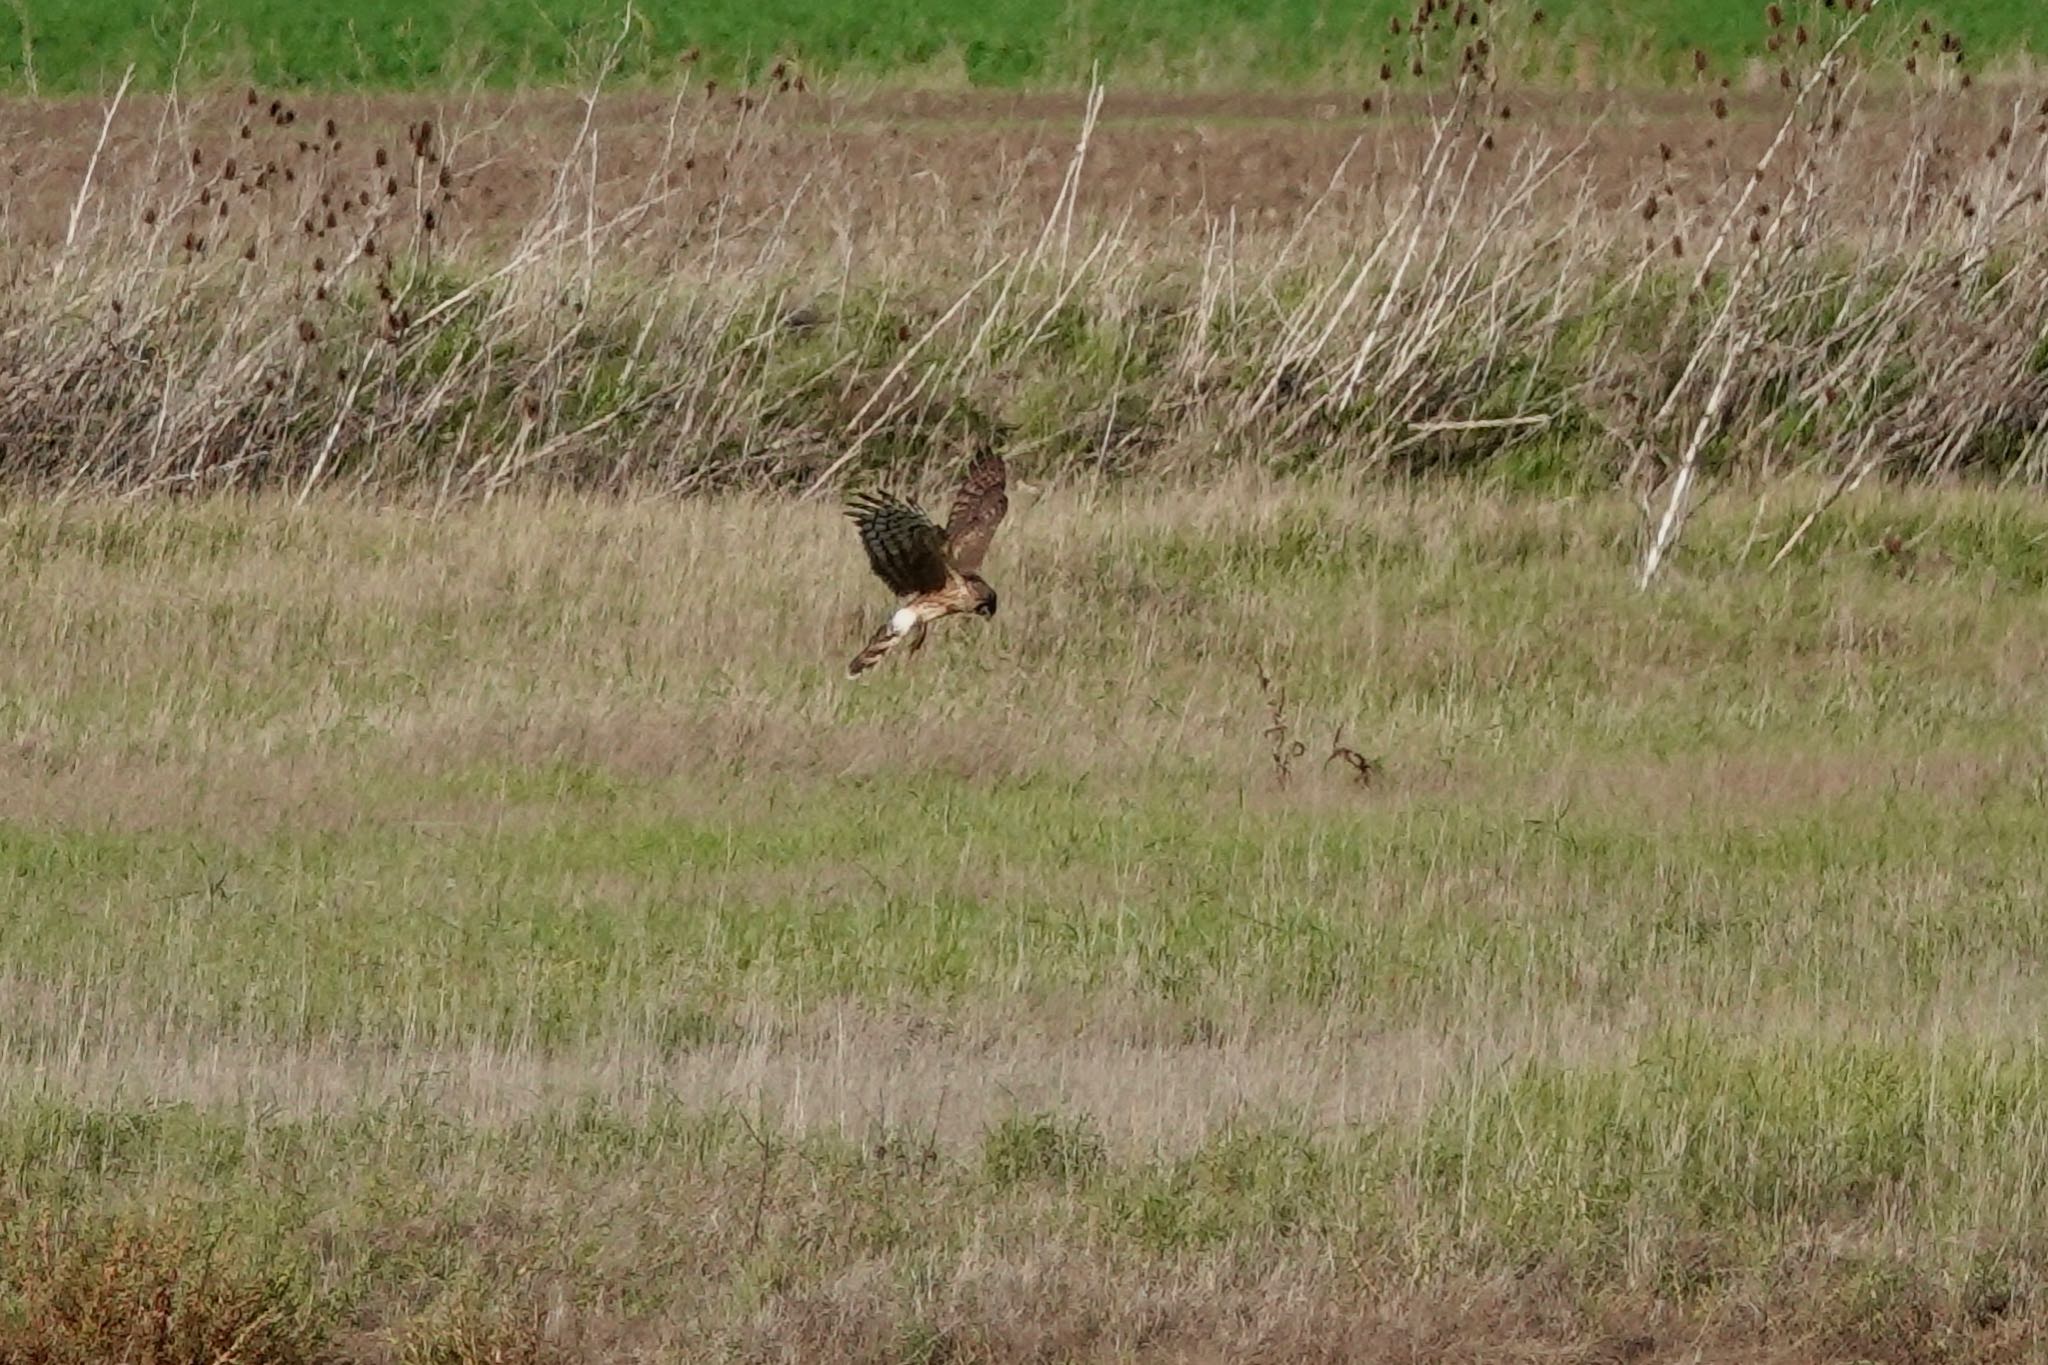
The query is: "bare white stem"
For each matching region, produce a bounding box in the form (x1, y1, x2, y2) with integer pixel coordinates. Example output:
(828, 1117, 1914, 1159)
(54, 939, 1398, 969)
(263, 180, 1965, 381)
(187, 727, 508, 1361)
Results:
(60, 64, 136, 265)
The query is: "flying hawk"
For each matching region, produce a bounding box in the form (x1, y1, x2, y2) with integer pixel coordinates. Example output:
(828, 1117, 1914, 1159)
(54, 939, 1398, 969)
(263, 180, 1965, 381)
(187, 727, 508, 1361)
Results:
(844, 452, 1008, 677)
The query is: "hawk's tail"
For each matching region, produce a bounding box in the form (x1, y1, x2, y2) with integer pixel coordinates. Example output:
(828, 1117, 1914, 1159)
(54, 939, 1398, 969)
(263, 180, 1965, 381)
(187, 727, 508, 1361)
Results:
(847, 620, 903, 677)
(847, 618, 926, 677)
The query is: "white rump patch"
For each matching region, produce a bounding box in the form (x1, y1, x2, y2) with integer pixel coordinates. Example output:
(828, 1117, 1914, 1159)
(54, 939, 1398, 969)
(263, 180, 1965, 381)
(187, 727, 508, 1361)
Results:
(889, 606, 919, 635)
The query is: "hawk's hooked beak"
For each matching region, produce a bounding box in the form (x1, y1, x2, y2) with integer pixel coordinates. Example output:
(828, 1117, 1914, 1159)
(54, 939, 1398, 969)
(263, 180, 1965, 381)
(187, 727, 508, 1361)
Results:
(976, 593, 999, 619)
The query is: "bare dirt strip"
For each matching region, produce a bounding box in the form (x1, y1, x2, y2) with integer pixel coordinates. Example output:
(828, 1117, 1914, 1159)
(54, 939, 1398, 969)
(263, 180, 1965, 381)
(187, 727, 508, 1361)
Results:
(0, 84, 2027, 252)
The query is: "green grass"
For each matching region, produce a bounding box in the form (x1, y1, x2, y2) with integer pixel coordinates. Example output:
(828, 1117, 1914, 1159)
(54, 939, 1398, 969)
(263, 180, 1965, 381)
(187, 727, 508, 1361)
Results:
(0, 0, 2039, 92)
(2, 484, 2047, 1358)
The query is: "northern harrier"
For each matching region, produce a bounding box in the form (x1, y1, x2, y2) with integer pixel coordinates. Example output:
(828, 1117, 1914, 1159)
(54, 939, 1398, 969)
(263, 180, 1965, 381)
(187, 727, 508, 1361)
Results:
(844, 452, 1008, 677)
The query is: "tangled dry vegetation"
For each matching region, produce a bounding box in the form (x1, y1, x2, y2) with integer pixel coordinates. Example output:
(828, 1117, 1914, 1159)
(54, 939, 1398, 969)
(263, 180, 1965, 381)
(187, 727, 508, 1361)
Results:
(0, 5, 2042, 571)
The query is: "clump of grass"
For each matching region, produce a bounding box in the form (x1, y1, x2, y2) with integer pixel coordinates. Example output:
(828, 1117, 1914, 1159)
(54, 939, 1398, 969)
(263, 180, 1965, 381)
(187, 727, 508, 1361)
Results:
(0, 1211, 329, 1365)
(982, 1113, 1108, 1188)
(397, 1300, 572, 1365)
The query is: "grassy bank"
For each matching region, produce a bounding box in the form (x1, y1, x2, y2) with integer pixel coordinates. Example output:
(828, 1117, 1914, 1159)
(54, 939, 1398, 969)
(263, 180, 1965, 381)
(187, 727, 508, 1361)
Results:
(0, 0, 2035, 92)
(4, 67, 2047, 517)
(2, 485, 2046, 1358)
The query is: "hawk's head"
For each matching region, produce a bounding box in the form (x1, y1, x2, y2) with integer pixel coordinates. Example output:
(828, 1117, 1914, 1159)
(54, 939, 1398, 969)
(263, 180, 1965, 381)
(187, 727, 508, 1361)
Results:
(967, 574, 998, 618)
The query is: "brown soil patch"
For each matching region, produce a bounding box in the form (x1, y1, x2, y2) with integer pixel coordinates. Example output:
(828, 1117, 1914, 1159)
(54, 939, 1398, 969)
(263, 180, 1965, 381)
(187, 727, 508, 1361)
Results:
(0, 84, 2028, 250)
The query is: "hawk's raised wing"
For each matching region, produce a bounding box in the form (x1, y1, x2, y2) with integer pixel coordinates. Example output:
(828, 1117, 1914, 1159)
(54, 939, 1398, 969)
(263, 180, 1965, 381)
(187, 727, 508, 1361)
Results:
(944, 451, 1008, 574)
(846, 491, 951, 595)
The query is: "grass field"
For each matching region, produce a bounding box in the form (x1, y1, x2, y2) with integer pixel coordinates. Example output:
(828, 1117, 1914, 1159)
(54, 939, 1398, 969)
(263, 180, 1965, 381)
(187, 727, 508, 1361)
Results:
(0, 0, 2042, 91)
(3, 484, 2047, 1360)
(4, 4, 2048, 1357)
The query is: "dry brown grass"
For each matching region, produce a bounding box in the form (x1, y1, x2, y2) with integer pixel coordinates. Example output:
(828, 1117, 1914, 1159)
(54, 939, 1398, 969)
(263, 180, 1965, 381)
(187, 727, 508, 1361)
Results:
(0, 1212, 327, 1364)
